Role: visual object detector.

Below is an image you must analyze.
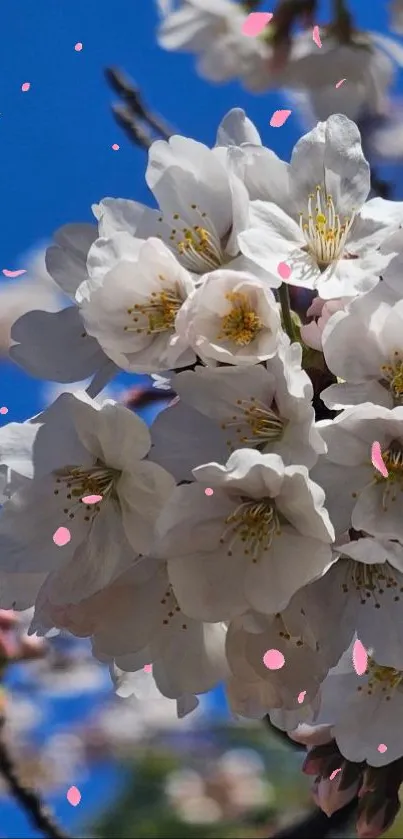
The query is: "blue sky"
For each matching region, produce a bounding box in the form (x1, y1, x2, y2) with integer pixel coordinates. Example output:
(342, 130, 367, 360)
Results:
(0, 0, 397, 423)
(0, 0, 390, 261)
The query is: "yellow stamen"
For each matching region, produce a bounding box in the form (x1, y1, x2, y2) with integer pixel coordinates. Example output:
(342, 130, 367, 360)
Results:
(221, 396, 286, 451)
(53, 464, 118, 522)
(124, 279, 183, 335)
(381, 351, 403, 404)
(219, 497, 281, 563)
(299, 185, 356, 269)
(218, 292, 263, 346)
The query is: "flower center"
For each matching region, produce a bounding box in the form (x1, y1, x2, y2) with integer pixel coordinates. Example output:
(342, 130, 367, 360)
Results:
(299, 185, 356, 269)
(159, 584, 188, 630)
(124, 276, 183, 335)
(220, 397, 286, 451)
(218, 292, 263, 346)
(161, 206, 228, 274)
(340, 559, 403, 608)
(359, 658, 403, 700)
(219, 497, 281, 563)
(381, 352, 403, 404)
(53, 463, 119, 523)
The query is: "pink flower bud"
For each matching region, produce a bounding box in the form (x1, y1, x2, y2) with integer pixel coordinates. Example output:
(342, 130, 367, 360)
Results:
(301, 298, 344, 351)
(313, 774, 361, 817)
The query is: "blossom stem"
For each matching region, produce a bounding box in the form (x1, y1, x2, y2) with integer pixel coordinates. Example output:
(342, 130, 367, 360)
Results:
(278, 283, 297, 342)
(0, 714, 70, 839)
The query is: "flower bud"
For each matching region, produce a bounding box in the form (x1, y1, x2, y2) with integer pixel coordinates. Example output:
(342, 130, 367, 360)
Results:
(313, 762, 362, 817)
(302, 740, 341, 776)
(356, 791, 400, 839)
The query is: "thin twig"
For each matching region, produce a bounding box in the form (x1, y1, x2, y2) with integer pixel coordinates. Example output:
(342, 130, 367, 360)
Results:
(272, 797, 357, 838)
(0, 717, 71, 839)
(112, 103, 154, 149)
(105, 66, 175, 146)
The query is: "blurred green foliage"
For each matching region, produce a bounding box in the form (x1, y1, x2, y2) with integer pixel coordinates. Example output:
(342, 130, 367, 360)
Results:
(94, 723, 312, 839)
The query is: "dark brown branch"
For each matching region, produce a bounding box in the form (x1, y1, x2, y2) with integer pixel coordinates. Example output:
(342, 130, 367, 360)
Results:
(272, 797, 357, 838)
(0, 717, 71, 839)
(105, 66, 175, 146)
(112, 103, 153, 149)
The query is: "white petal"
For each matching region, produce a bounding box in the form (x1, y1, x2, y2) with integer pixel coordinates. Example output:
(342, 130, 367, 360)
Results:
(150, 400, 228, 483)
(168, 549, 248, 622)
(118, 461, 175, 555)
(92, 198, 151, 237)
(244, 528, 333, 614)
(38, 499, 137, 607)
(290, 115, 370, 216)
(70, 399, 151, 467)
(0, 475, 86, 574)
(146, 136, 233, 239)
(10, 307, 107, 383)
(215, 108, 262, 147)
(45, 224, 97, 298)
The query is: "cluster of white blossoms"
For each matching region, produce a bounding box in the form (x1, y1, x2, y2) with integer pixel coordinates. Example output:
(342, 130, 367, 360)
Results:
(156, 0, 403, 125)
(5, 109, 403, 834)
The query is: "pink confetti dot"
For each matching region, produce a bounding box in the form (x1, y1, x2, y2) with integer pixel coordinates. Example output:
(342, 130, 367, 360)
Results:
(277, 261, 291, 280)
(21, 82, 31, 92)
(0, 407, 8, 415)
(53, 527, 71, 547)
(352, 638, 368, 676)
(74, 42, 83, 51)
(144, 664, 152, 674)
(270, 110, 292, 128)
(312, 25, 322, 48)
(297, 691, 306, 704)
(241, 11, 273, 37)
(205, 488, 214, 496)
(335, 79, 346, 88)
(263, 649, 285, 670)
(67, 786, 81, 806)
(378, 744, 388, 753)
(371, 441, 388, 478)
(81, 494, 103, 505)
(2, 269, 27, 278)
(112, 143, 120, 151)
(330, 768, 342, 780)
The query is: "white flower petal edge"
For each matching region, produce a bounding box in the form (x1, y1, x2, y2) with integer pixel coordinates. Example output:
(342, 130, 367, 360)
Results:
(78, 236, 196, 373)
(310, 402, 403, 540)
(321, 282, 403, 409)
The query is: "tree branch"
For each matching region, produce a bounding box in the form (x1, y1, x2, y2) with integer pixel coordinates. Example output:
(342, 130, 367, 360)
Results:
(272, 797, 357, 838)
(0, 717, 71, 839)
(105, 67, 175, 148)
